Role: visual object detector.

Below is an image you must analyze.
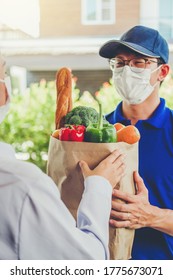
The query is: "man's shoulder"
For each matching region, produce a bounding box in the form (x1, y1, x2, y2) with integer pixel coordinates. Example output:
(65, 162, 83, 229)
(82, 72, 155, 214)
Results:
(164, 103, 173, 120)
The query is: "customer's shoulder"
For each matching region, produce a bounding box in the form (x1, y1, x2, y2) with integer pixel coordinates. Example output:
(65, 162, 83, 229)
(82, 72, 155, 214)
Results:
(0, 155, 45, 191)
(0, 142, 16, 159)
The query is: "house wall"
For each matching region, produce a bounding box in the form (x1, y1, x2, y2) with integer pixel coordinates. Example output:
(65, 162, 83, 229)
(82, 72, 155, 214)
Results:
(36, 0, 140, 93)
(39, 0, 140, 37)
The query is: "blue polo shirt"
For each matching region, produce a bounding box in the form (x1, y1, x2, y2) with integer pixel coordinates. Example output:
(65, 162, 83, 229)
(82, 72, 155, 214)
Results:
(106, 98, 173, 260)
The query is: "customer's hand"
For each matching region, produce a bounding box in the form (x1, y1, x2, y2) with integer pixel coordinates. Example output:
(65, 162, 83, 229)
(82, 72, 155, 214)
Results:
(79, 149, 126, 188)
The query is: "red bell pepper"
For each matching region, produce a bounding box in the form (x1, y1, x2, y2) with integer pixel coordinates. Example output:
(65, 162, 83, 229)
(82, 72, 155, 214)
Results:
(59, 125, 85, 142)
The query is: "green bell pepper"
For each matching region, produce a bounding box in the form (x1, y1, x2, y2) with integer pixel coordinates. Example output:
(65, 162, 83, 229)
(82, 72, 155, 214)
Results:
(84, 103, 117, 143)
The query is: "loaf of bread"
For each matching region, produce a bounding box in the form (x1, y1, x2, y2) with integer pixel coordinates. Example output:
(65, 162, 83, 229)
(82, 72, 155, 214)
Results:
(55, 67, 73, 129)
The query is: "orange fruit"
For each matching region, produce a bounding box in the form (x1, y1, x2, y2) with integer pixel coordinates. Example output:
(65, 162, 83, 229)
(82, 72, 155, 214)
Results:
(117, 125, 140, 144)
(114, 122, 125, 131)
(52, 129, 60, 139)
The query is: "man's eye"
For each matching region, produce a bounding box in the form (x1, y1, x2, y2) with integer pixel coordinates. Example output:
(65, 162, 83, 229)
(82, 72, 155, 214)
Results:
(134, 60, 145, 65)
(116, 62, 124, 67)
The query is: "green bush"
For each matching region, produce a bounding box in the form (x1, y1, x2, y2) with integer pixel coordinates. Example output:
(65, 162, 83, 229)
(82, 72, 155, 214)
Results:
(0, 80, 56, 171)
(0, 73, 173, 172)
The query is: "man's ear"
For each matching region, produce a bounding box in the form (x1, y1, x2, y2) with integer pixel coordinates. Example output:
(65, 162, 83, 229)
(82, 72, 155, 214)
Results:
(159, 64, 170, 81)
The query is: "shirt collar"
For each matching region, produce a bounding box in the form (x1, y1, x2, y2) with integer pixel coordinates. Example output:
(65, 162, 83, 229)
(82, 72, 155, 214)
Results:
(116, 98, 167, 128)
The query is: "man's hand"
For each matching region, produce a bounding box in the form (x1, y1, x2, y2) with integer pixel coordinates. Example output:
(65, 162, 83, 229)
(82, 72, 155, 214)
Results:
(79, 149, 126, 188)
(110, 171, 153, 229)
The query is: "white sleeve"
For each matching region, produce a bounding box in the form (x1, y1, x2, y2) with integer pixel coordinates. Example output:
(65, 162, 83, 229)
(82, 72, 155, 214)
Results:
(19, 173, 112, 260)
(77, 176, 112, 259)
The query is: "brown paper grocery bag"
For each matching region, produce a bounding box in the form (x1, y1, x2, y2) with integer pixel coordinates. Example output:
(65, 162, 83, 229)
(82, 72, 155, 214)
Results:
(47, 136, 138, 259)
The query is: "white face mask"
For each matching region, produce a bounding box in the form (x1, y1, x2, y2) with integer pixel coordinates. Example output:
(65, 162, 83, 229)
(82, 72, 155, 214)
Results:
(113, 65, 160, 104)
(0, 76, 11, 124)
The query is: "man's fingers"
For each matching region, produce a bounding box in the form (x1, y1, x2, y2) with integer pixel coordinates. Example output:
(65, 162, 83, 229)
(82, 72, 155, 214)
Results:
(110, 209, 130, 221)
(111, 200, 130, 213)
(112, 171, 148, 202)
(112, 188, 136, 203)
(110, 219, 130, 228)
(134, 171, 148, 195)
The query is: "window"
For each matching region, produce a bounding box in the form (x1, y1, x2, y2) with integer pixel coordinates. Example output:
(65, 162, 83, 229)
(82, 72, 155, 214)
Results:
(81, 0, 115, 25)
(159, 0, 173, 40)
(140, 0, 173, 40)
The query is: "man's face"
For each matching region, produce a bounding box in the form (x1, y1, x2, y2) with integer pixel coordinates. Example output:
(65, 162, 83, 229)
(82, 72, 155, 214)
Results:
(113, 51, 161, 86)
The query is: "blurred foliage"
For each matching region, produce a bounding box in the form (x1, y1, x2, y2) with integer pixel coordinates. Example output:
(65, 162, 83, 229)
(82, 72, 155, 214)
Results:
(159, 72, 173, 108)
(0, 72, 173, 172)
(0, 79, 56, 171)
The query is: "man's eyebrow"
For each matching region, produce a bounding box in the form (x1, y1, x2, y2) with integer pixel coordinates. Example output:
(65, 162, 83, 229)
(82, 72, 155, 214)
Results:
(115, 54, 143, 58)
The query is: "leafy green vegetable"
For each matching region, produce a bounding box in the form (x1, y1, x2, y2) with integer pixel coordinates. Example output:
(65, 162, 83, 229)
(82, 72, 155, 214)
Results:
(65, 106, 99, 127)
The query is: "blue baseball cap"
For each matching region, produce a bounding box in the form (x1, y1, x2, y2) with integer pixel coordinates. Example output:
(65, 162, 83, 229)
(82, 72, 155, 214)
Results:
(99, 25, 169, 63)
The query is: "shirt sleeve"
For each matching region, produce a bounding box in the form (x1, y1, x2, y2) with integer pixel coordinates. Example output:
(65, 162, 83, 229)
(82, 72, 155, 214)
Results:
(77, 175, 112, 259)
(19, 173, 112, 260)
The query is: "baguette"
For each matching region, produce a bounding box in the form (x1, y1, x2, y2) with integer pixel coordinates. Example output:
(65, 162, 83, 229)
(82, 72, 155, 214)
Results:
(55, 67, 72, 129)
